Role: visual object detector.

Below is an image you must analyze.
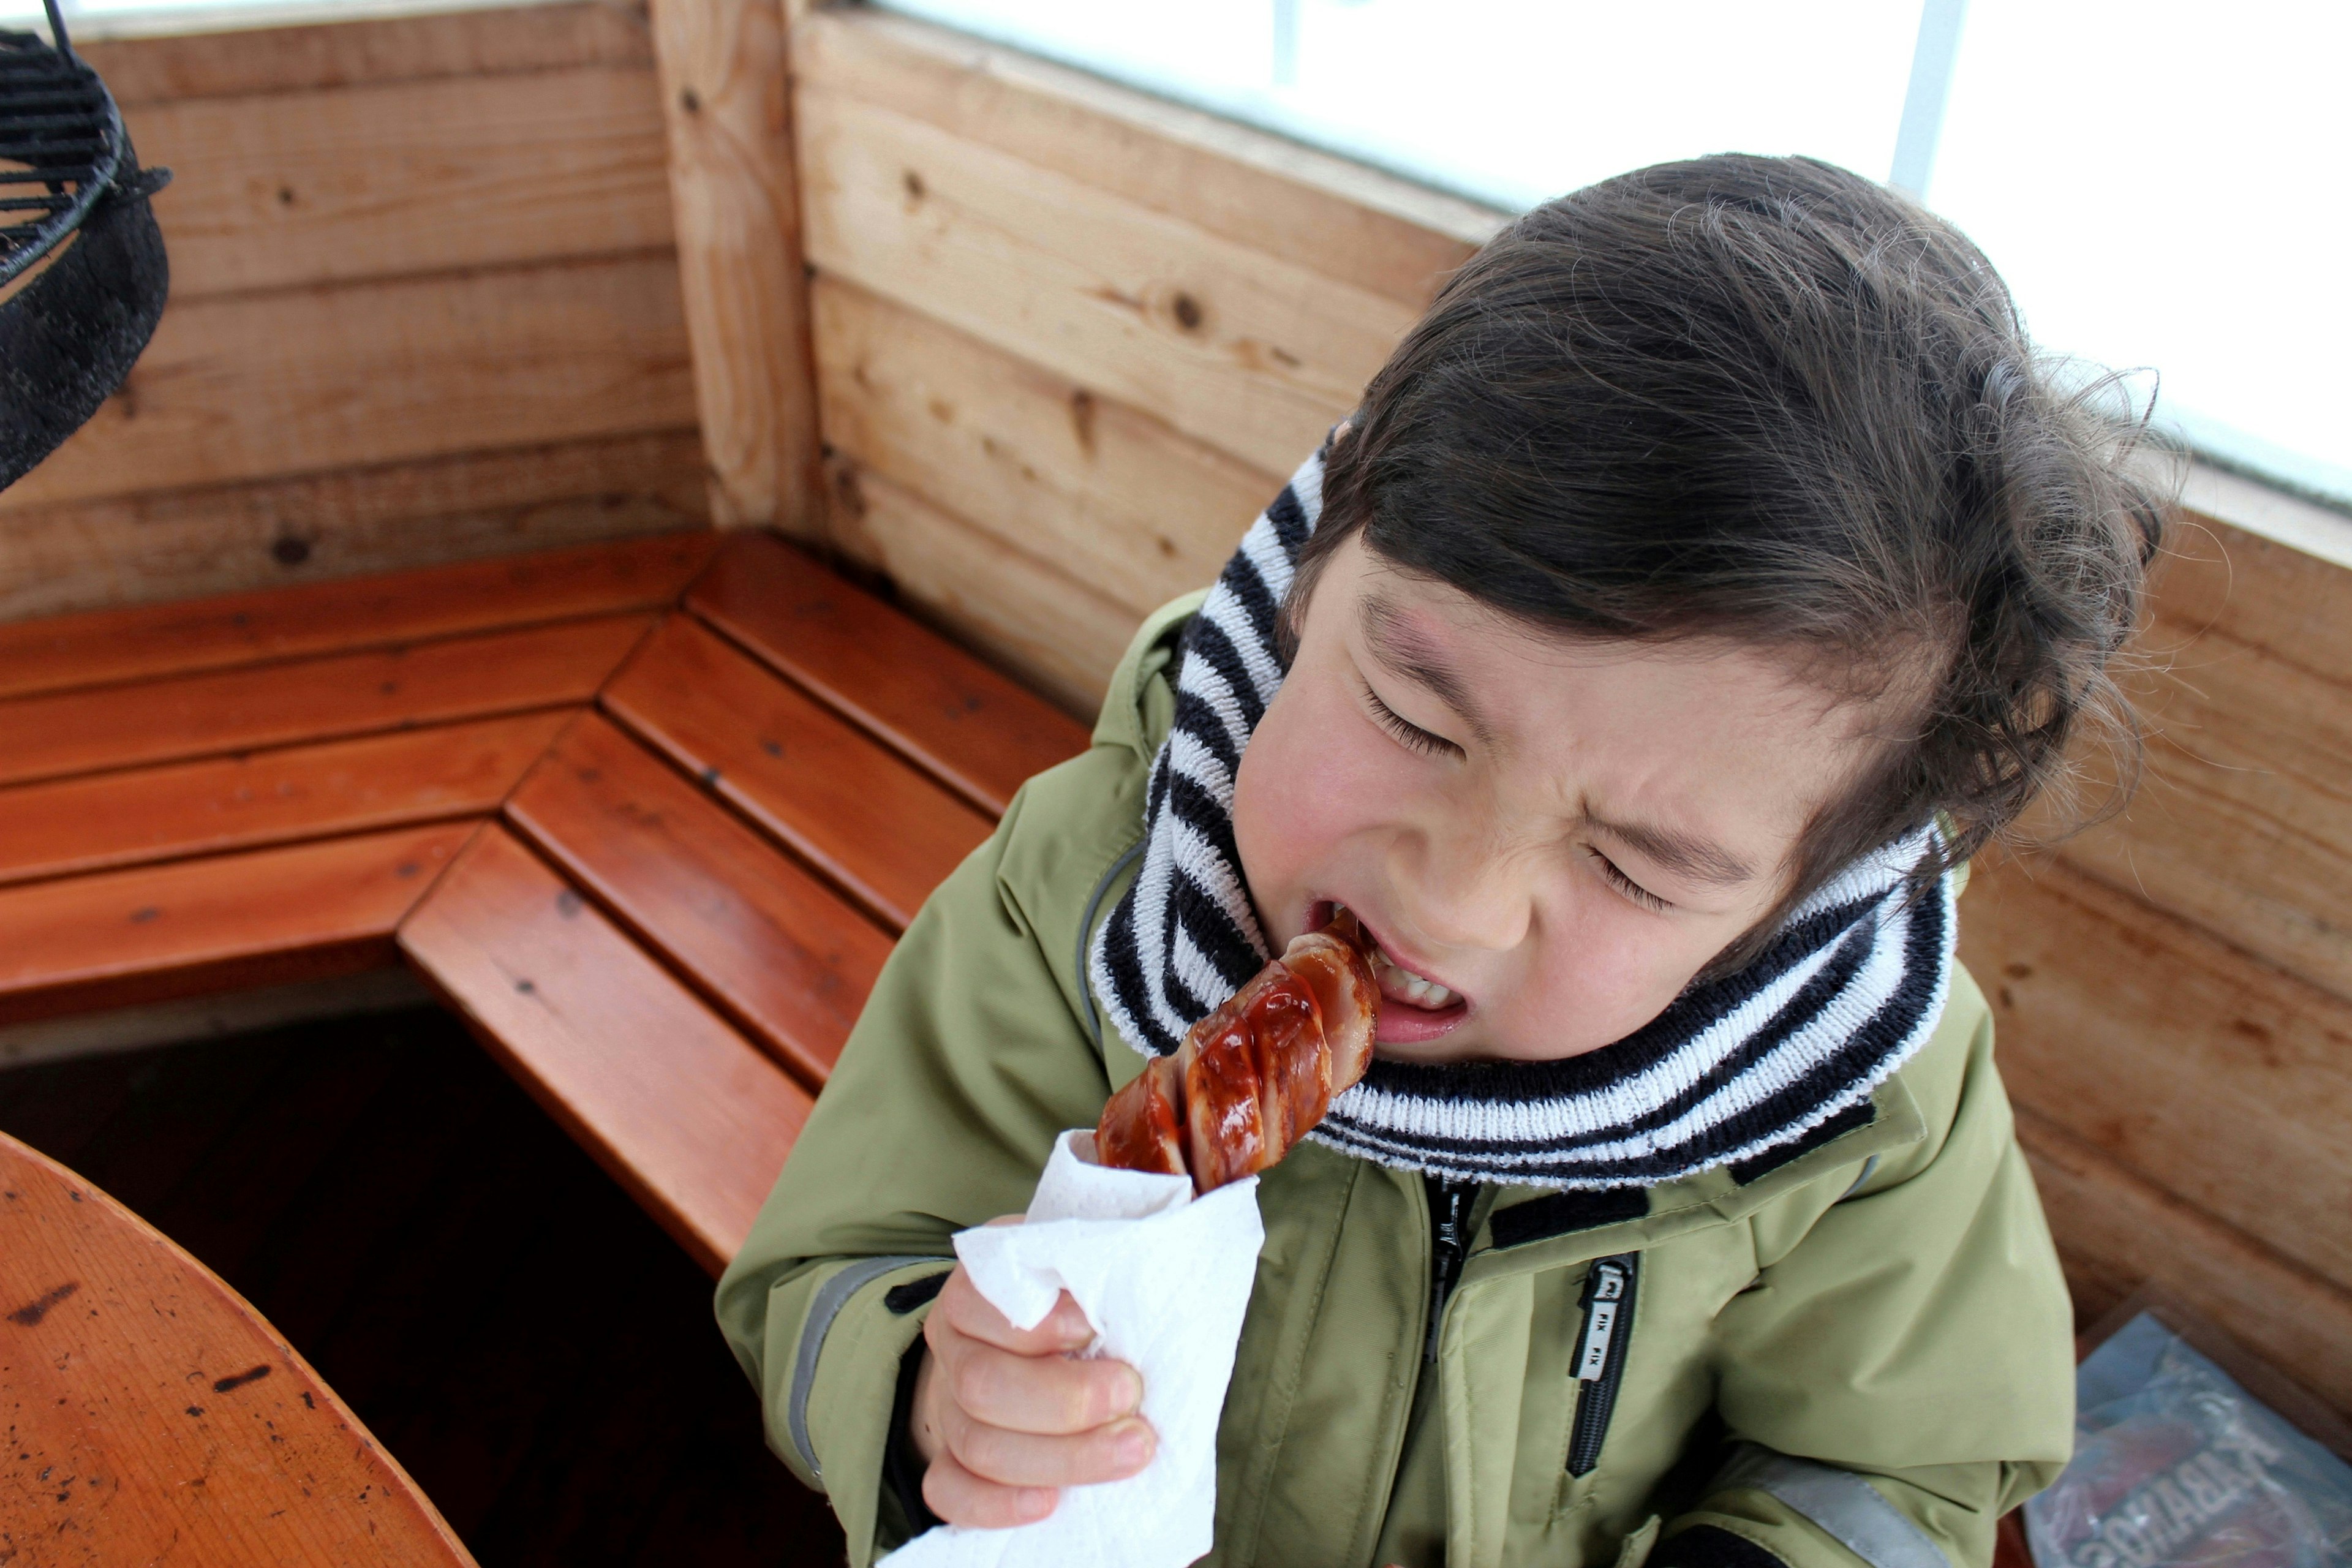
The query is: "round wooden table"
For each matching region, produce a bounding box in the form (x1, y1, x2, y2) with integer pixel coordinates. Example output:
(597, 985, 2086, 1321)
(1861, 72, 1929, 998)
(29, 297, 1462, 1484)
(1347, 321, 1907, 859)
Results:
(0, 1129, 475, 1566)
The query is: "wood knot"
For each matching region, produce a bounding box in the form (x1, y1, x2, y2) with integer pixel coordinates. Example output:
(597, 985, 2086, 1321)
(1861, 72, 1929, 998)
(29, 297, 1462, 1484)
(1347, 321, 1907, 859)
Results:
(831, 461, 868, 518)
(902, 168, 926, 200)
(270, 535, 311, 567)
(1170, 292, 1205, 332)
(679, 87, 701, 114)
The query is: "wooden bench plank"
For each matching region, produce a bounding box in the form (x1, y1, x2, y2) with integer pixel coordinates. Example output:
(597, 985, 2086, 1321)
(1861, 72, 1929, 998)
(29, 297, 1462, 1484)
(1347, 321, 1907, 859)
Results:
(398, 825, 811, 1275)
(0, 712, 568, 889)
(687, 531, 1090, 815)
(505, 714, 891, 1088)
(602, 616, 993, 930)
(0, 823, 473, 1026)
(0, 532, 714, 702)
(0, 614, 652, 790)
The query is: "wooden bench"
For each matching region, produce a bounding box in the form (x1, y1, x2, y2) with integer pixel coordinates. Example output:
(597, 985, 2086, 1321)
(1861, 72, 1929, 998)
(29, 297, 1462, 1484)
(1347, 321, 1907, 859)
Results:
(0, 530, 1089, 1276)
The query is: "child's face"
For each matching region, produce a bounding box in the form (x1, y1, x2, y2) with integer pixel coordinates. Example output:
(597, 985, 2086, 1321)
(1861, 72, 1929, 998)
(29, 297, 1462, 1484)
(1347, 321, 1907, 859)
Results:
(1232, 533, 1886, 1065)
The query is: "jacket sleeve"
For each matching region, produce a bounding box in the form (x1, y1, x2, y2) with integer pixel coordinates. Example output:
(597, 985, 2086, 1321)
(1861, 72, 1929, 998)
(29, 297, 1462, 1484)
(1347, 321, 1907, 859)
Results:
(1652, 971, 2077, 1568)
(711, 748, 1140, 1566)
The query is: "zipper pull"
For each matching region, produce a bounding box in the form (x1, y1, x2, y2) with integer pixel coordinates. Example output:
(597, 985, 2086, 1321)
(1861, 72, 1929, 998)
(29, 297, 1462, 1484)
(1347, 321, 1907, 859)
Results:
(1423, 1177, 1476, 1365)
(1567, 1254, 1639, 1477)
(1574, 1259, 1628, 1381)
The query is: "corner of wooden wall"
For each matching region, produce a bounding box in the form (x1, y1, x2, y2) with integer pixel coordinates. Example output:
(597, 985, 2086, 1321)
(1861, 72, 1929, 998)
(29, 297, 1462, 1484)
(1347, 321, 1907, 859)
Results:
(648, 0, 829, 542)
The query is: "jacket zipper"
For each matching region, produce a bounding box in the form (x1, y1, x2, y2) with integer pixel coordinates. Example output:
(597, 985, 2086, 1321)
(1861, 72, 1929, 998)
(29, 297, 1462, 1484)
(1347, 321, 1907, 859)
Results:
(1423, 1177, 1476, 1365)
(1566, 1253, 1638, 1477)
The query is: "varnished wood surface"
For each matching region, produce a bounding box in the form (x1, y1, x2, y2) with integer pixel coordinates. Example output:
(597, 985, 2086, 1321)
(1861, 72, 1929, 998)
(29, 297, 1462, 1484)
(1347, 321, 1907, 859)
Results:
(0, 1009, 845, 1564)
(0, 1129, 477, 1565)
(0, 712, 567, 889)
(688, 531, 1090, 813)
(0, 615, 652, 789)
(602, 614, 993, 930)
(0, 533, 714, 703)
(399, 827, 812, 1275)
(506, 714, 889, 1088)
(0, 824, 474, 1026)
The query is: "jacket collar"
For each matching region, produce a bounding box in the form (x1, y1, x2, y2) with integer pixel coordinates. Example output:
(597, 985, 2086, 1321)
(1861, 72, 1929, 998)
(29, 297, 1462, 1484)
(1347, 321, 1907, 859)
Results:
(1458, 1068, 1931, 1283)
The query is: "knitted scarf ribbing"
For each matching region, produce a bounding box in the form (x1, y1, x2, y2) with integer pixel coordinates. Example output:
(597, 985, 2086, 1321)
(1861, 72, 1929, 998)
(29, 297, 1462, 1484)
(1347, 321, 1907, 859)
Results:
(1086, 445, 1956, 1190)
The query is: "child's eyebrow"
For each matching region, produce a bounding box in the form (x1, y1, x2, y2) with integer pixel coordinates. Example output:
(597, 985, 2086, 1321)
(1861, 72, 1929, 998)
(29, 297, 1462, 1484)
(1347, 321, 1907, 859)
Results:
(1358, 594, 1498, 747)
(1585, 816, 1757, 889)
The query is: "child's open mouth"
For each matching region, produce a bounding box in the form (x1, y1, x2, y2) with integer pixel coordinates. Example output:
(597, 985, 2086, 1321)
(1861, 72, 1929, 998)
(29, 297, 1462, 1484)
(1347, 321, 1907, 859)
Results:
(1318, 902, 1471, 1046)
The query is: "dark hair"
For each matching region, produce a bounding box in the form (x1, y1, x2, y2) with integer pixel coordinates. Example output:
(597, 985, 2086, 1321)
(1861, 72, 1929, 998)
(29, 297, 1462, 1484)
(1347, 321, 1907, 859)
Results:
(1292, 153, 2168, 974)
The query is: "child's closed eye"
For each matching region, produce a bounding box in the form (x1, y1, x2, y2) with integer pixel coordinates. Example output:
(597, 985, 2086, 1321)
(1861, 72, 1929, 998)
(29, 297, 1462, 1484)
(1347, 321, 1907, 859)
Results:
(1361, 680, 1462, 759)
(1589, 850, 1672, 913)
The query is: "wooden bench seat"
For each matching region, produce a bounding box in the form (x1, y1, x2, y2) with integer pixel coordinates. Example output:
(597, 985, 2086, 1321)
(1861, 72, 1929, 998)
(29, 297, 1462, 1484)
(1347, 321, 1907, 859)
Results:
(0, 530, 1090, 1273)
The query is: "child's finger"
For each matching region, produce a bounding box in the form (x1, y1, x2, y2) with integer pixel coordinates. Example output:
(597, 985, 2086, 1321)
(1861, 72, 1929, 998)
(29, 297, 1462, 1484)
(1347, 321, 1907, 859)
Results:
(919, 1447, 1058, 1530)
(935, 1329, 1143, 1434)
(935, 1269, 1095, 1354)
(938, 1400, 1157, 1490)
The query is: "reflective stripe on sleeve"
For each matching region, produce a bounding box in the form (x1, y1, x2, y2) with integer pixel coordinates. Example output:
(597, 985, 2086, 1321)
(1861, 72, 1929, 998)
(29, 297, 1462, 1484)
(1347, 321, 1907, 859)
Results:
(787, 1255, 952, 1483)
(1714, 1444, 1951, 1568)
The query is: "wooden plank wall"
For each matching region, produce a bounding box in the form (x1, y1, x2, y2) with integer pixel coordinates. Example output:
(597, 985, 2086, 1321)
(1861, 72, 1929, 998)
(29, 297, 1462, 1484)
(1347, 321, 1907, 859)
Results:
(786, 7, 2352, 1404)
(0, 2, 708, 622)
(788, 5, 1501, 714)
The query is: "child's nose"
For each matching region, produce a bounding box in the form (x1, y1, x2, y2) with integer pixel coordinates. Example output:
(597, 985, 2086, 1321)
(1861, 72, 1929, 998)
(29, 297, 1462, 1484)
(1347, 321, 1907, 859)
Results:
(1392, 829, 1532, 954)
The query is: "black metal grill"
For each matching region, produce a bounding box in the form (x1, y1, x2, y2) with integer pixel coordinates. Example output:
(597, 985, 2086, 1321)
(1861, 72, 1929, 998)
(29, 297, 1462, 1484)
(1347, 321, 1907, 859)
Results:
(1, 0, 124, 287)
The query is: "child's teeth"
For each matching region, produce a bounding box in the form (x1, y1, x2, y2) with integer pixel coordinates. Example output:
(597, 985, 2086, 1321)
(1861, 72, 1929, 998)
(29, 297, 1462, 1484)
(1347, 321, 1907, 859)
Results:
(1373, 948, 1456, 1009)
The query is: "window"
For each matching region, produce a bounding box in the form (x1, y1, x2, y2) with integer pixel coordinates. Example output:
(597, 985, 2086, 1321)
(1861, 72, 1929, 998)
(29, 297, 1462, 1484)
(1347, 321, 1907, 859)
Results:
(875, 0, 2352, 511)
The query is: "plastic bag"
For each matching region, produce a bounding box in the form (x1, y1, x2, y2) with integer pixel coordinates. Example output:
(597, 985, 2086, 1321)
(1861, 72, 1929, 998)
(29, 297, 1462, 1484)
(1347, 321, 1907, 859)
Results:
(2025, 1312, 2352, 1568)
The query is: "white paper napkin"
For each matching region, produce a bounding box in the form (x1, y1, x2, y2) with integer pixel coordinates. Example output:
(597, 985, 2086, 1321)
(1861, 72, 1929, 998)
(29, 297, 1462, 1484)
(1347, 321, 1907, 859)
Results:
(883, 1128, 1264, 1568)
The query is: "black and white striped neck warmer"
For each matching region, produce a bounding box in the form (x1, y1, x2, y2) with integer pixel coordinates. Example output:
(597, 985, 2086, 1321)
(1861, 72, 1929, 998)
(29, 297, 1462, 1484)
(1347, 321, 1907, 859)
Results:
(1086, 444, 1959, 1190)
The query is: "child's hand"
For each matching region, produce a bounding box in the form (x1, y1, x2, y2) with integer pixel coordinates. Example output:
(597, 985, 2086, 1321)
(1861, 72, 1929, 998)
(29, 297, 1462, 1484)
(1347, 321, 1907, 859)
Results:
(910, 1237, 1155, 1527)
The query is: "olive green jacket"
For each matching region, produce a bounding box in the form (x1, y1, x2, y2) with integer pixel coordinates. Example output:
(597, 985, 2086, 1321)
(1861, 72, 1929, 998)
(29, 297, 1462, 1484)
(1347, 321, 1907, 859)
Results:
(715, 596, 2077, 1568)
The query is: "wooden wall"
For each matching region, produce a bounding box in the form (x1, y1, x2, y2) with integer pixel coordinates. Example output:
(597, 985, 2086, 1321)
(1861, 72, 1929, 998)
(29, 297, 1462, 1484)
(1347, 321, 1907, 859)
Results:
(1963, 514, 2352, 1404)
(788, 5, 1499, 713)
(0, 1, 708, 621)
(784, 7, 2352, 1404)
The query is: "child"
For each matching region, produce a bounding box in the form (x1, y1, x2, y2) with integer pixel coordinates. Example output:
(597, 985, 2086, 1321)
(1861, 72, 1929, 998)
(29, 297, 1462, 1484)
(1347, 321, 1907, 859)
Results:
(715, 154, 2163, 1568)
